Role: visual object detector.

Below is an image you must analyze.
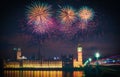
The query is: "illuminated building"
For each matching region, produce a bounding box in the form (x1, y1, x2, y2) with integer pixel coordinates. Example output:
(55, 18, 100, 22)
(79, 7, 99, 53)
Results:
(17, 48, 22, 60)
(4, 44, 83, 68)
(77, 44, 83, 66)
(16, 48, 27, 60)
(4, 60, 62, 68)
(62, 55, 73, 68)
(74, 44, 83, 67)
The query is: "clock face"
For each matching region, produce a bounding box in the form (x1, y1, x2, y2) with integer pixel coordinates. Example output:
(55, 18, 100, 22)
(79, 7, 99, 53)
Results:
(78, 47, 82, 52)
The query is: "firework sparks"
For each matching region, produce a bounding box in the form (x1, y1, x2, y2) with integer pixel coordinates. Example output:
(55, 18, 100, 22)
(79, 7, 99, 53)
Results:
(58, 6, 76, 25)
(78, 6, 94, 21)
(78, 22, 87, 29)
(26, 2, 53, 33)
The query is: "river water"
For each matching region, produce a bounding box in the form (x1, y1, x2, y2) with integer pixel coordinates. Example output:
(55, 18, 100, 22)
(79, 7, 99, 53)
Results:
(3, 70, 85, 77)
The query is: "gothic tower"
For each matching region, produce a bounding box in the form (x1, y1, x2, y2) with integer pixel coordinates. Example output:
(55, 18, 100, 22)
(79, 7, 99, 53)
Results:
(77, 44, 83, 66)
(17, 48, 22, 60)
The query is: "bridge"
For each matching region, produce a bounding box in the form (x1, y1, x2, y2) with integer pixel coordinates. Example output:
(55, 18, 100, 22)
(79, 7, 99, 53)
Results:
(90, 55, 120, 66)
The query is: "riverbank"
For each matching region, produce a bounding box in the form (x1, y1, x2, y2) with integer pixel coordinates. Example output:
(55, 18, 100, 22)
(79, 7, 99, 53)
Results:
(3, 67, 84, 71)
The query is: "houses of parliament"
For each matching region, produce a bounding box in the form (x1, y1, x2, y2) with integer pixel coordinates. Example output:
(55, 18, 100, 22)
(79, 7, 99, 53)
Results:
(4, 44, 83, 68)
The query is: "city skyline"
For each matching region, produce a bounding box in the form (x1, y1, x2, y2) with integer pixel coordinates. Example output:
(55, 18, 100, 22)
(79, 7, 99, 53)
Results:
(1, 0, 120, 61)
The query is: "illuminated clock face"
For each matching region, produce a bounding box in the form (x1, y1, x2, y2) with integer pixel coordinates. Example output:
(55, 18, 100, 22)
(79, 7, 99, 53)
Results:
(78, 47, 82, 52)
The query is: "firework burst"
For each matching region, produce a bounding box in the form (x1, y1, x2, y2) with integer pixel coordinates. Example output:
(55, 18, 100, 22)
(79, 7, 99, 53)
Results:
(58, 6, 76, 25)
(26, 2, 53, 34)
(78, 6, 94, 22)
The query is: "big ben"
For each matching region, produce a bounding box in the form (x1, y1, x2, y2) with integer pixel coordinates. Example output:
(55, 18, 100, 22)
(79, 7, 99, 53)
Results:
(77, 44, 83, 66)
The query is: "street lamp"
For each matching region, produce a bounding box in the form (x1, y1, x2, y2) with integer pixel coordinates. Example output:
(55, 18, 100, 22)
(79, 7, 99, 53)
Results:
(95, 52, 100, 65)
(89, 58, 92, 62)
(95, 52, 100, 60)
(88, 58, 92, 65)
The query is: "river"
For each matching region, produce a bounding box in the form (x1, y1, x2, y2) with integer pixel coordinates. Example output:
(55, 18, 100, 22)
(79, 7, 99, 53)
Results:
(4, 70, 85, 77)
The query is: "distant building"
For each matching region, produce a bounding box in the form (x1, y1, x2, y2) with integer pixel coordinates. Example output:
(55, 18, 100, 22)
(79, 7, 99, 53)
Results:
(74, 44, 83, 67)
(77, 44, 83, 66)
(17, 48, 27, 60)
(4, 44, 83, 68)
(62, 54, 73, 68)
(13, 48, 17, 61)
(17, 48, 22, 60)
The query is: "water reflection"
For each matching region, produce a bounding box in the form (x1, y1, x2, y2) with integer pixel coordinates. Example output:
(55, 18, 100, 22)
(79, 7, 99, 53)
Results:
(4, 70, 84, 77)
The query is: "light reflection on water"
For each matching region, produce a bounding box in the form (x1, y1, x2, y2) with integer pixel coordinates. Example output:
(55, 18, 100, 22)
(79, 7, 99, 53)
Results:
(4, 70, 85, 77)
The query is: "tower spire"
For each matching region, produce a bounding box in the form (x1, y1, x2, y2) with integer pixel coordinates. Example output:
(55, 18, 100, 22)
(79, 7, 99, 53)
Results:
(77, 44, 83, 66)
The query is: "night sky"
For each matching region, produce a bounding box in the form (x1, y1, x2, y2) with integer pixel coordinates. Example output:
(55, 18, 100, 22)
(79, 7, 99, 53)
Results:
(1, 0, 120, 61)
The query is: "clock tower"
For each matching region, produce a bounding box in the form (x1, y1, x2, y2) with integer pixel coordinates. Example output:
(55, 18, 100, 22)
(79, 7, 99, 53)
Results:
(77, 44, 83, 66)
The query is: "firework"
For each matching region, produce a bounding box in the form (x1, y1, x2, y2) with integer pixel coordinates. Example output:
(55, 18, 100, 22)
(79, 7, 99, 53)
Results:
(26, 2, 53, 33)
(78, 22, 87, 29)
(57, 23, 79, 40)
(58, 6, 76, 25)
(78, 6, 94, 21)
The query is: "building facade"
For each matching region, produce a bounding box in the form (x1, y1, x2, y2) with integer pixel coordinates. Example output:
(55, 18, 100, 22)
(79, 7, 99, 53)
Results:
(4, 44, 83, 68)
(74, 44, 83, 67)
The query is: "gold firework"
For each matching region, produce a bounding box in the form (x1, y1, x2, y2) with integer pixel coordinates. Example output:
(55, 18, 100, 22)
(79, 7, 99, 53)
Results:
(59, 6, 76, 25)
(78, 7, 94, 21)
(27, 3, 52, 25)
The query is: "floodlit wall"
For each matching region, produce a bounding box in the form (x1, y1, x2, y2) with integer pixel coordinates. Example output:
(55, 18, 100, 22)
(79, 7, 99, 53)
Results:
(4, 61, 20, 68)
(4, 60, 62, 68)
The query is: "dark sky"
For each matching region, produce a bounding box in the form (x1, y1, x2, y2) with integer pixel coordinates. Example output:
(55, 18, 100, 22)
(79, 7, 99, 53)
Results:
(1, 0, 120, 61)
